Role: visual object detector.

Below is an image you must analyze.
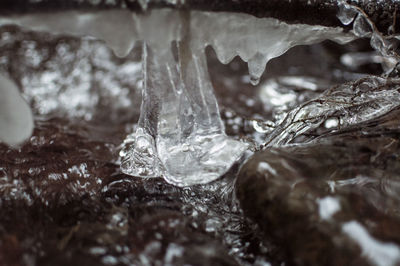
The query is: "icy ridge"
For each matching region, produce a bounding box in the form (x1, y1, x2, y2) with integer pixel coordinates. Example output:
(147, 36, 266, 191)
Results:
(265, 76, 400, 147)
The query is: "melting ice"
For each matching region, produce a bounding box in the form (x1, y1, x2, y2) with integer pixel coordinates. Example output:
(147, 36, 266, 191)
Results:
(0, 8, 354, 186)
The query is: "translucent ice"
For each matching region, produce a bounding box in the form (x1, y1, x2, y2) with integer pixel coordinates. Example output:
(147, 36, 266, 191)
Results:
(337, 1, 400, 71)
(120, 11, 248, 186)
(0, 9, 355, 185)
(265, 76, 400, 147)
(190, 11, 355, 85)
(337, 2, 357, 25)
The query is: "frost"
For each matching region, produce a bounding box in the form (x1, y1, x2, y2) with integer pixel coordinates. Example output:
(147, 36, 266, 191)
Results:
(337, 2, 357, 25)
(0, 9, 354, 185)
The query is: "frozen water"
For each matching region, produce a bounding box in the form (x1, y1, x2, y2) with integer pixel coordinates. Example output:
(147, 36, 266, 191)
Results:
(190, 10, 355, 85)
(0, 10, 137, 57)
(337, 2, 357, 25)
(265, 76, 400, 146)
(0, 74, 33, 146)
(121, 13, 248, 186)
(337, 1, 400, 73)
(2, 5, 400, 265)
(123, 10, 353, 185)
(0, 8, 355, 83)
(120, 127, 164, 177)
(0, 9, 354, 185)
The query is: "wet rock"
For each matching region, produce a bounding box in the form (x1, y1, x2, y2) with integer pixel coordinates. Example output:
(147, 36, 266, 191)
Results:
(0, 118, 119, 206)
(0, 117, 267, 265)
(236, 117, 400, 265)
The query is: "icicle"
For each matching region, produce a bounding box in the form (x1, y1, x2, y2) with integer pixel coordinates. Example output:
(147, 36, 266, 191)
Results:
(190, 10, 354, 85)
(120, 11, 248, 186)
(248, 53, 269, 85)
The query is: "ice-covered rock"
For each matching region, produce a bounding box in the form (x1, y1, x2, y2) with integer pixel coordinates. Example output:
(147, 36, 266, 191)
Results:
(265, 76, 400, 147)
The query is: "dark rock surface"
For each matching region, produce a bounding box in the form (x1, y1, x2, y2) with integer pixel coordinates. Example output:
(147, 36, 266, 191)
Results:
(236, 109, 400, 265)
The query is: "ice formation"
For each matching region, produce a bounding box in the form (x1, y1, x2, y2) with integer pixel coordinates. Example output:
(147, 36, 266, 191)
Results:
(0, 74, 33, 146)
(264, 76, 400, 146)
(0, 9, 355, 186)
(337, 1, 400, 70)
(258, 2, 400, 148)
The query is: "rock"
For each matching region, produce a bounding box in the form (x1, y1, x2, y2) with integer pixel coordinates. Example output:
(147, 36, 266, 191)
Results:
(236, 125, 400, 265)
(0, 117, 259, 265)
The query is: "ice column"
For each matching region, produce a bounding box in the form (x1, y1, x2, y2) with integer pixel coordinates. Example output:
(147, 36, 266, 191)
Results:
(120, 11, 248, 186)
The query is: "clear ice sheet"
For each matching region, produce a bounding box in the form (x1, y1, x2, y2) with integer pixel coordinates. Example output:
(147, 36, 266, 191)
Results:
(337, 1, 400, 73)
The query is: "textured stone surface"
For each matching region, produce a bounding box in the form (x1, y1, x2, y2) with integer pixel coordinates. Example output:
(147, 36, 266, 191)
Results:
(237, 109, 400, 265)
